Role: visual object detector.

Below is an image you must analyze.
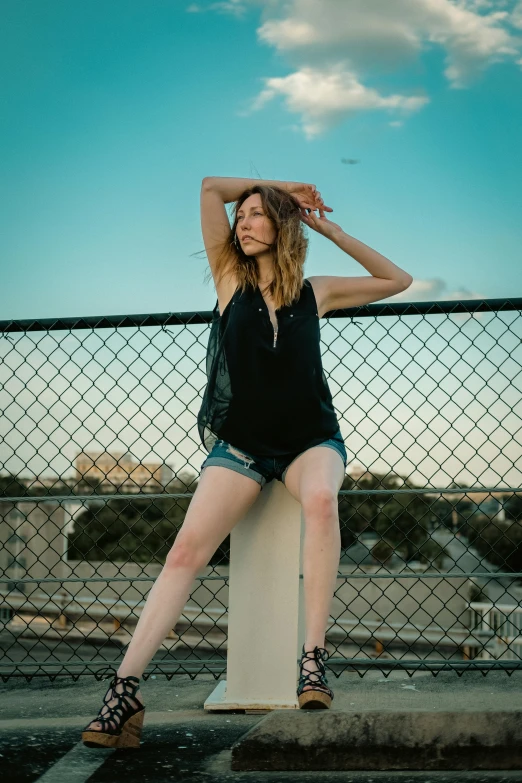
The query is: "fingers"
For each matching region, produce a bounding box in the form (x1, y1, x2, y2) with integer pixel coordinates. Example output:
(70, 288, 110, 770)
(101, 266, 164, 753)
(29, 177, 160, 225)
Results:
(300, 184, 333, 211)
(313, 190, 333, 212)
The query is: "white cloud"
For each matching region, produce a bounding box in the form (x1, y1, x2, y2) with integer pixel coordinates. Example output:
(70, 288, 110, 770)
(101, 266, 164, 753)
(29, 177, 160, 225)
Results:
(256, 0, 521, 88)
(210, 0, 522, 135)
(389, 277, 486, 301)
(243, 64, 429, 139)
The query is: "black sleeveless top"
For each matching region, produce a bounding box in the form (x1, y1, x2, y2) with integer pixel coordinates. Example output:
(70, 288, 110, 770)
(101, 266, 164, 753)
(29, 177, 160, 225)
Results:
(197, 278, 341, 457)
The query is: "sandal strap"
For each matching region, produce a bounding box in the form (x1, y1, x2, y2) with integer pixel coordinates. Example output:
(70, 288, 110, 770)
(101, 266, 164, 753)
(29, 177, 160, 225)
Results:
(87, 673, 143, 734)
(297, 646, 333, 698)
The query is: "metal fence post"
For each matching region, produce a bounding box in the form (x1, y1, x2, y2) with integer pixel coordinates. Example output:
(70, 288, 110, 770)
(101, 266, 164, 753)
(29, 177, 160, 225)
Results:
(204, 479, 304, 710)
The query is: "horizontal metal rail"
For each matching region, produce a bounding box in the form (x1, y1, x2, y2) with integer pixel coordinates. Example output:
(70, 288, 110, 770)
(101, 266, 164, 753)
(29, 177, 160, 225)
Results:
(2, 486, 522, 502)
(1, 571, 520, 585)
(1, 296, 522, 333)
(2, 659, 521, 681)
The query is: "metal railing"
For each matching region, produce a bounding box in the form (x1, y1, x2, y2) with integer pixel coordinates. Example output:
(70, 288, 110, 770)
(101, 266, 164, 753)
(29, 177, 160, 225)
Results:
(1, 295, 521, 680)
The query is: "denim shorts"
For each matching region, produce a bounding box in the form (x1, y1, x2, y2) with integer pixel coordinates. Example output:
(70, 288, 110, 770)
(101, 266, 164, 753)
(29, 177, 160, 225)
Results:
(200, 429, 347, 489)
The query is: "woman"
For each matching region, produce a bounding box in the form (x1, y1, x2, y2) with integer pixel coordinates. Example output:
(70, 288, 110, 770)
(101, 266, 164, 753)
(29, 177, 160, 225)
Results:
(81, 176, 413, 749)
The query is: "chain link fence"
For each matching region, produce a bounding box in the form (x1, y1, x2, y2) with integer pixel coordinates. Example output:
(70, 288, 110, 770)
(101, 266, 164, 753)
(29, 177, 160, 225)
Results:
(1, 295, 522, 681)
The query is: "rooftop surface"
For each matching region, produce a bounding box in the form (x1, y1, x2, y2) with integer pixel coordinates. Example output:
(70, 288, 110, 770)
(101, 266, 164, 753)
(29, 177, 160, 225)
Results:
(1, 668, 521, 782)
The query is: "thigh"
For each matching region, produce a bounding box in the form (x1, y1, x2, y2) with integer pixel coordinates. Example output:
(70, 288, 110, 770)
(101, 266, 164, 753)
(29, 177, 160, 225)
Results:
(201, 439, 269, 488)
(283, 444, 345, 507)
(173, 464, 262, 556)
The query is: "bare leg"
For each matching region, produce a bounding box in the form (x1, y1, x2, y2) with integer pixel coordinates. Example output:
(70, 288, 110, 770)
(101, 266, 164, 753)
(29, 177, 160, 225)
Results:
(116, 565, 195, 681)
(283, 445, 344, 689)
(302, 496, 341, 652)
(86, 465, 261, 729)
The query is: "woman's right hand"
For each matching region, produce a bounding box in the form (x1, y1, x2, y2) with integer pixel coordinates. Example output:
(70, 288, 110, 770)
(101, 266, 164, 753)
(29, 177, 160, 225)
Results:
(289, 183, 333, 213)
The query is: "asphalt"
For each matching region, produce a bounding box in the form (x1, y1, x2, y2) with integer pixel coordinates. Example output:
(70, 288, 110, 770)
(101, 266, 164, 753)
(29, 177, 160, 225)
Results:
(1, 669, 521, 782)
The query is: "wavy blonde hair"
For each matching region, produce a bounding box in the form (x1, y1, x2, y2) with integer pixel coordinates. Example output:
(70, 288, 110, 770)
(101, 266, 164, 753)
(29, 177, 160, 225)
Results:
(202, 184, 309, 310)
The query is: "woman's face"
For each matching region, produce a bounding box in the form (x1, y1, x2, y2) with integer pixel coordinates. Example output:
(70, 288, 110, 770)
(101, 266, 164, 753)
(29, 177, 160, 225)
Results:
(235, 194, 276, 254)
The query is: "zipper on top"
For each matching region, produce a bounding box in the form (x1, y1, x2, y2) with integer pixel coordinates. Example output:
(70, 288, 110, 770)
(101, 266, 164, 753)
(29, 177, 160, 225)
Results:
(257, 286, 279, 347)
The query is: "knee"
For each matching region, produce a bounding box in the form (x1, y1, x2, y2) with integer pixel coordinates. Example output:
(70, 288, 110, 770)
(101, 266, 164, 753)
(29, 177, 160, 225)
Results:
(164, 535, 207, 572)
(302, 488, 339, 523)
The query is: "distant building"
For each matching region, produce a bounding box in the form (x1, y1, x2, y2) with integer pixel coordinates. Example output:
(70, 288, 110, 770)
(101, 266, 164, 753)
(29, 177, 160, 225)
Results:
(0, 499, 67, 593)
(74, 451, 172, 492)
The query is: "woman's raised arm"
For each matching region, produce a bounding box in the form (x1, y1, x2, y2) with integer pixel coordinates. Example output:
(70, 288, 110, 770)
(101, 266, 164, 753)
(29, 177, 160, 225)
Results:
(202, 177, 333, 214)
(202, 176, 299, 203)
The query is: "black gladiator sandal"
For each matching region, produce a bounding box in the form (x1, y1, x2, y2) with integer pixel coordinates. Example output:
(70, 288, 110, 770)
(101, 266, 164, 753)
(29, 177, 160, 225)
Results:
(297, 645, 334, 709)
(81, 673, 145, 749)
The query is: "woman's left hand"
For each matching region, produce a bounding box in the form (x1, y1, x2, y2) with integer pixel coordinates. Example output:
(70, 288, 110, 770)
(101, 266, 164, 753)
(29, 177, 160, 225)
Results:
(300, 207, 343, 239)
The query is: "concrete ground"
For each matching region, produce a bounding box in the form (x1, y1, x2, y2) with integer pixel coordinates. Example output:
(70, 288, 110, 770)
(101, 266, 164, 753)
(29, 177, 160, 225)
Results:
(0, 669, 521, 782)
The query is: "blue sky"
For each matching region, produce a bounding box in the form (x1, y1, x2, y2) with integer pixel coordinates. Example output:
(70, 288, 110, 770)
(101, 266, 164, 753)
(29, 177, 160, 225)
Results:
(1, 0, 521, 324)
